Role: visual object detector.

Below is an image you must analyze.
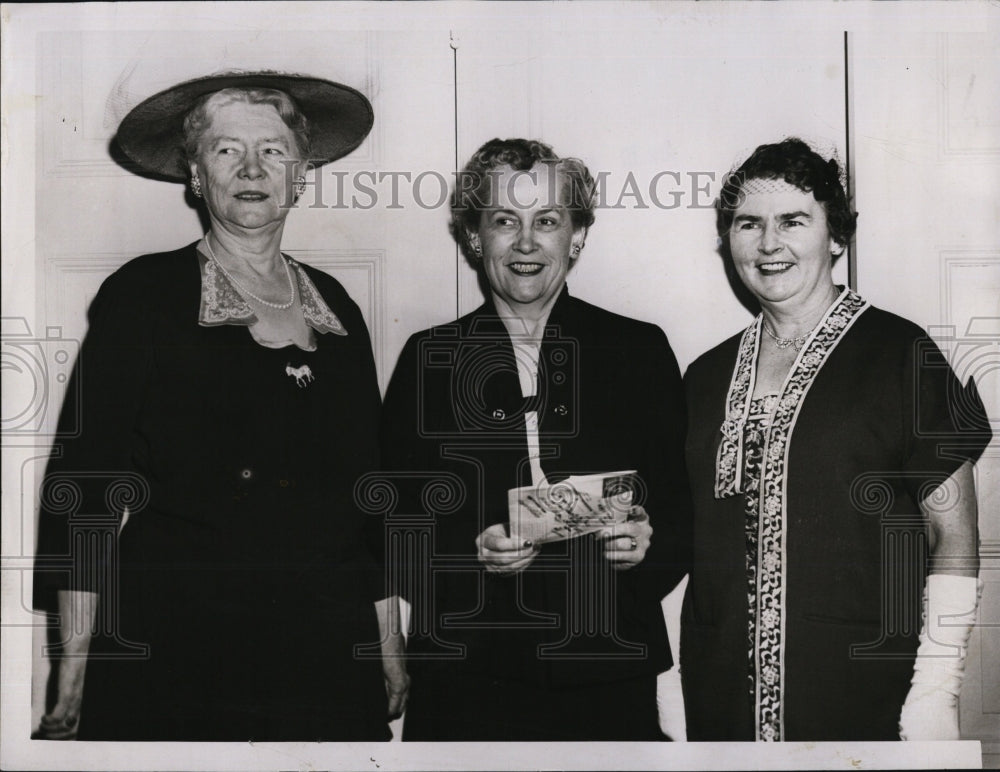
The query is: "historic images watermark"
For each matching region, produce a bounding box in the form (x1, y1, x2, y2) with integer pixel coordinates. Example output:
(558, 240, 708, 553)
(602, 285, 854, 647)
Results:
(282, 164, 722, 212)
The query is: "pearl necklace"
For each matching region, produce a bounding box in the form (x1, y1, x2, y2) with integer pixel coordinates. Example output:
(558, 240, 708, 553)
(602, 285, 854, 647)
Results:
(762, 320, 816, 351)
(205, 236, 295, 310)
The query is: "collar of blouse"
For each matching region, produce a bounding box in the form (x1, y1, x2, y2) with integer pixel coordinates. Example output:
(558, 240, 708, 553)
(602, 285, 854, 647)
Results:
(194, 239, 346, 335)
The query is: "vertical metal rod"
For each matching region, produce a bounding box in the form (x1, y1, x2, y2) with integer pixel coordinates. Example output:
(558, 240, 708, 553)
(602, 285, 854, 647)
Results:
(451, 30, 461, 319)
(844, 30, 858, 291)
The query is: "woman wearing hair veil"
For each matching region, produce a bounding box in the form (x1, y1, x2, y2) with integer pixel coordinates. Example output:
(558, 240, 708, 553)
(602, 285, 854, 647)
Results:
(682, 138, 991, 741)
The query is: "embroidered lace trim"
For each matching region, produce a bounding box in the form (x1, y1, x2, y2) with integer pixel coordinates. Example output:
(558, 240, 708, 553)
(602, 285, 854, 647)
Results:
(714, 288, 869, 740)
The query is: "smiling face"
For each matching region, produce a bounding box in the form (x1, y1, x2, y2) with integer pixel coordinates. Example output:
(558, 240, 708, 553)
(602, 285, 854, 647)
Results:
(470, 164, 586, 318)
(189, 99, 302, 235)
(728, 178, 841, 309)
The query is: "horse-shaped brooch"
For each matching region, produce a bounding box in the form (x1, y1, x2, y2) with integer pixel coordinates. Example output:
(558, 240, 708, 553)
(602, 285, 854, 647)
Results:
(285, 363, 314, 388)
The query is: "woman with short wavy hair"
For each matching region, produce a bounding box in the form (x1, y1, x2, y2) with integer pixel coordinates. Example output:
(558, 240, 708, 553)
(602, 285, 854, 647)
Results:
(682, 137, 991, 741)
(381, 137, 692, 740)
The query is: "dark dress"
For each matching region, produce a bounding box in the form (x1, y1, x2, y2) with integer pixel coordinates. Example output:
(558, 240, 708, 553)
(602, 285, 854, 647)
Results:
(34, 242, 390, 741)
(378, 288, 692, 740)
(681, 289, 992, 741)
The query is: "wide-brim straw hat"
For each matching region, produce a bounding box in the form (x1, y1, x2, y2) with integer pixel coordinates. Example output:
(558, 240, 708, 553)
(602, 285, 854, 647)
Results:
(115, 70, 373, 181)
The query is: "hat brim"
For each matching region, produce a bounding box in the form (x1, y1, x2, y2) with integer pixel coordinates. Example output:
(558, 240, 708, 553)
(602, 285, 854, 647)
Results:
(114, 71, 374, 181)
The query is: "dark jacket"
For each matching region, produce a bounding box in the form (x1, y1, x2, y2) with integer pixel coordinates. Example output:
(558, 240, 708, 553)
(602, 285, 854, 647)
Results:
(380, 287, 693, 689)
(33, 242, 388, 740)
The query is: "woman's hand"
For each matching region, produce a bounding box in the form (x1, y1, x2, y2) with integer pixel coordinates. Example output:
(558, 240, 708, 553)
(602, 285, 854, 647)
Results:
(38, 663, 85, 739)
(37, 590, 97, 739)
(898, 683, 960, 740)
(597, 506, 652, 570)
(374, 595, 410, 720)
(383, 659, 411, 720)
(476, 523, 539, 575)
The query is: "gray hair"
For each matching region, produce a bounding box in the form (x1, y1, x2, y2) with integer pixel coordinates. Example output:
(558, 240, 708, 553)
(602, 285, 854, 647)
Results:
(181, 87, 311, 164)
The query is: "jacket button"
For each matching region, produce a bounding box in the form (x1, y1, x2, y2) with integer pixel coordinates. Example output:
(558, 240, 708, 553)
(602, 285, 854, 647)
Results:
(553, 404, 568, 416)
(279, 479, 290, 488)
(492, 408, 505, 420)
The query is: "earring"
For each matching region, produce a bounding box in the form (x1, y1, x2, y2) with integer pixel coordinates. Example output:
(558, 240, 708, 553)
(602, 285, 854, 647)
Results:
(472, 242, 482, 258)
(295, 175, 307, 198)
(190, 173, 203, 198)
(571, 243, 583, 258)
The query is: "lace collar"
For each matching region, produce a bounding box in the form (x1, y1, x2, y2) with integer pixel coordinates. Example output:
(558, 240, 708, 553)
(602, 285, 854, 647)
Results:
(195, 239, 346, 335)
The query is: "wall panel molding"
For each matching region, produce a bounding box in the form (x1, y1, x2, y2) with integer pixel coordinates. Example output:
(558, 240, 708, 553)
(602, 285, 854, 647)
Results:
(286, 249, 386, 389)
(940, 249, 1000, 324)
(44, 253, 134, 331)
(938, 32, 1000, 158)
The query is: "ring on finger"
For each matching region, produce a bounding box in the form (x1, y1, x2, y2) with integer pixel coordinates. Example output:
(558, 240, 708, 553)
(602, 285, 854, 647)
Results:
(628, 536, 638, 551)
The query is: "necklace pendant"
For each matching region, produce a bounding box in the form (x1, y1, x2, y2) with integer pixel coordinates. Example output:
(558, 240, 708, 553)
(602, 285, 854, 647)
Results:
(763, 321, 811, 351)
(285, 363, 314, 388)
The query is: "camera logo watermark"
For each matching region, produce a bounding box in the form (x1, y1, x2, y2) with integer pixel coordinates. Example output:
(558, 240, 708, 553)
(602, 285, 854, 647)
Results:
(1, 318, 80, 439)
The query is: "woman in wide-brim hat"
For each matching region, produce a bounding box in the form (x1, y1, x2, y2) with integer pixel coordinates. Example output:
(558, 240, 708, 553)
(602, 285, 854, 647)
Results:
(34, 71, 408, 741)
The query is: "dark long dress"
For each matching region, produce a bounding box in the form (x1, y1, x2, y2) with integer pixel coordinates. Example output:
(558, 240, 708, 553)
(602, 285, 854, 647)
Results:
(681, 289, 992, 741)
(379, 288, 692, 740)
(34, 243, 390, 741)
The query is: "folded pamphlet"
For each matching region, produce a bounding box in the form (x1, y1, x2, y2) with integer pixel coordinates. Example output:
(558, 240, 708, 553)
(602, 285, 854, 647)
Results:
(507, 470, 638, 544)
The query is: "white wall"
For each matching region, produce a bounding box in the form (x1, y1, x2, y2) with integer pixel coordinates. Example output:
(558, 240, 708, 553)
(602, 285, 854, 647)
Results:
(453, 21, 848, 369)
(852, 22, 1000, 763)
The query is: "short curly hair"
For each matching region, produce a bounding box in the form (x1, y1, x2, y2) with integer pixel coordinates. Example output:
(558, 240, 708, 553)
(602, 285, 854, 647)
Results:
(716, 137, 857, 250)
(182, 87, 311, 167)
(450, 138, 596, 261)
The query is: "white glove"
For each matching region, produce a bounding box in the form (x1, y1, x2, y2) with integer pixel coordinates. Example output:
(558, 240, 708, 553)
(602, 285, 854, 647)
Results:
(898, 573, 981, 740)
(657, 665, 687, 741)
